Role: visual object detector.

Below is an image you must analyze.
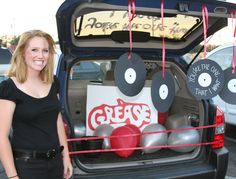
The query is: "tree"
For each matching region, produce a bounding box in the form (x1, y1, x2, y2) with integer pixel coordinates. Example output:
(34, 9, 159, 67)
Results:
(10, 36, 20, 46)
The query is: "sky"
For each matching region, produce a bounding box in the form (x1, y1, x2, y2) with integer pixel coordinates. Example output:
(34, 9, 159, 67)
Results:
(0, 0, 235, 44)
(0, 0, 64, 40)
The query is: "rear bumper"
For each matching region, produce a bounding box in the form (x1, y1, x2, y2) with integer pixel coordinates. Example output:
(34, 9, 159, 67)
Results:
(73, 147, 228, 179)
(209, 147, 229, 179)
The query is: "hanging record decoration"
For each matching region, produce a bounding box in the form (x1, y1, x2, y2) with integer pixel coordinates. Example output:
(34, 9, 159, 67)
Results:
(151, 71, 175, 113)
(114, 52, 147, 96)
(219, 67, 236, 104)
(186, 59, 224, 100)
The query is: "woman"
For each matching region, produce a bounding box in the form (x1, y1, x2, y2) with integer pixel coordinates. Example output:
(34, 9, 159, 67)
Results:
(0, 30, 73, 179)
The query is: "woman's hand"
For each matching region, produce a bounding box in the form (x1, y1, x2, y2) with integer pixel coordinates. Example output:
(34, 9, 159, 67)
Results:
(63, 157, 73, 179)
(57, 115, 73, 178)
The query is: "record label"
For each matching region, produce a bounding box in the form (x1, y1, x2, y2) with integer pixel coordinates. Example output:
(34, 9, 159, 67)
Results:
(159, 84, 168, 100)
(124, 68, 136, 84)
(228, 79, 236, 93)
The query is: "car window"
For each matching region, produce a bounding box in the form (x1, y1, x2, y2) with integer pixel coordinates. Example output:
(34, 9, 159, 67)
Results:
(207, 47, 233, 70)
(69, 60, 168, 83)
(74, 11, 200, 41)
(70, 61, 111, 81)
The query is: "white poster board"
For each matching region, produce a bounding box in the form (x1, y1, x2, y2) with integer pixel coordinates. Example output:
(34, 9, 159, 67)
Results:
(86, 85, 158, 135)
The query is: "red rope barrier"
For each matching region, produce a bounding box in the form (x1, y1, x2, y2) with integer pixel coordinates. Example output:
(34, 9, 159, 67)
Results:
(67, 124, 218, 142)
(67, 123, 220, 155)
(69, 141, 221, 155)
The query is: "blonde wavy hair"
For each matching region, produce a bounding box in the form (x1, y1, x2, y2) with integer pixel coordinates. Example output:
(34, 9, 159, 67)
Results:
(7, 30, 56, 83)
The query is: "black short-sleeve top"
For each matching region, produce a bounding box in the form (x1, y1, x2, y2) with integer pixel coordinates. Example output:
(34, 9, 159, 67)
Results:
(0, 76, 61, 151)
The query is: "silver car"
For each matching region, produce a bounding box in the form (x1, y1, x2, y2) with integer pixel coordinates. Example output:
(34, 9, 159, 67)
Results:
(206, 43, 236, 126)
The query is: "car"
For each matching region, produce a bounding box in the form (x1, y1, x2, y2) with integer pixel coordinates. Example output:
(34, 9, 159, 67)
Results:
(0, 47, 12, 83)
(54, 47, 62, 75)
(205, 43, 236, 126)
(55, 0, 236, 178)
(70, 61, 102, 80)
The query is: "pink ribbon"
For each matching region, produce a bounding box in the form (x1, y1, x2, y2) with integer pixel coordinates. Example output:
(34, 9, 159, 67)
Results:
(202, 4, 208, 59)
(161, 0, 166, 79)
(128, 0, 136, 59)
(230, 10, 236, 74)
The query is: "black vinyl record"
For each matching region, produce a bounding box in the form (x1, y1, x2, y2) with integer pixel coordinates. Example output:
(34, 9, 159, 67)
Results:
(219, 67, 236, 105)
(151, 71, 175, 112)
(186, 59, 224, 100)
(114, 52, 146, 96)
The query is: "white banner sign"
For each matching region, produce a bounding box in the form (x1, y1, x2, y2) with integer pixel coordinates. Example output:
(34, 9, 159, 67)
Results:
(86, 85, 158, 135)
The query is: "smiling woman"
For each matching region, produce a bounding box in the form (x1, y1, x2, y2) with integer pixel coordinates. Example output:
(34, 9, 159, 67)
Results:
(0, 30, 73, 179)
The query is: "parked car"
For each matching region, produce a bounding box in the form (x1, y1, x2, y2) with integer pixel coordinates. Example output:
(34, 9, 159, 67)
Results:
(71, 62, 101, 80)
(56, 0, 236, 178)
(205, 43, 236, 126)
(0, 47, 12, 83)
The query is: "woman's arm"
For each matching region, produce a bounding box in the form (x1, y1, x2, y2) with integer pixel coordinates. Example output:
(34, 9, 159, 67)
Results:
(0, 99, 19, 178)
(57, 113, 73, 179)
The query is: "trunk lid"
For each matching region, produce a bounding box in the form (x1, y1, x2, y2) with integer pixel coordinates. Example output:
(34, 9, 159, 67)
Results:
(56, 0, 235, 57)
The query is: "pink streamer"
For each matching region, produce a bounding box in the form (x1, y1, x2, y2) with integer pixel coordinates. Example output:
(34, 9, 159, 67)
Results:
(128, 0, 136, 59)
(202, 4, 208, 59)
(230, 10, 236, 74)
(161, 0, 166, 79)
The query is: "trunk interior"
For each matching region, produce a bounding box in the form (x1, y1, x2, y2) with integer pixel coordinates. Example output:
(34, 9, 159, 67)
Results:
(66, 57, 206, 169)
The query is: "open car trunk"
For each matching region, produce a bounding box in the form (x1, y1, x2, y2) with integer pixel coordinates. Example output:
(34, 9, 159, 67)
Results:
(66, 57, 206, 169)
(55, 0, 235, 177)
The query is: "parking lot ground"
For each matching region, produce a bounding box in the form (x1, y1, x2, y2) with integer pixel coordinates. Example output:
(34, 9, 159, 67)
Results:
(225, 124, 236, 178)
(225, 138, 236, 178)
(0, 163, 7, 179)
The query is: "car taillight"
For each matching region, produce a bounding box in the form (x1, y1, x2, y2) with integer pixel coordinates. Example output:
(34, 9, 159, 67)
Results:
(212, 106, 225, 149)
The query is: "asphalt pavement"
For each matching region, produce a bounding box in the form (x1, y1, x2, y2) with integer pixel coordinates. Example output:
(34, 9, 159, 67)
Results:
(0, 163, 7, 179)
(225, 124, 236, 178)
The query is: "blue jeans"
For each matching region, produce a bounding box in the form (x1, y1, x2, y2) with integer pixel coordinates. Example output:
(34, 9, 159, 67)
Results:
(14, 156, 64, 179)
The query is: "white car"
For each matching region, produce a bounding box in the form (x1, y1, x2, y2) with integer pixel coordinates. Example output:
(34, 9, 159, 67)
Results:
(206, 43, 236, 126)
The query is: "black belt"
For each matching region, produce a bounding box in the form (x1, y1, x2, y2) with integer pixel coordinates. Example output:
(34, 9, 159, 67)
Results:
(13, 146, 64, 160)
